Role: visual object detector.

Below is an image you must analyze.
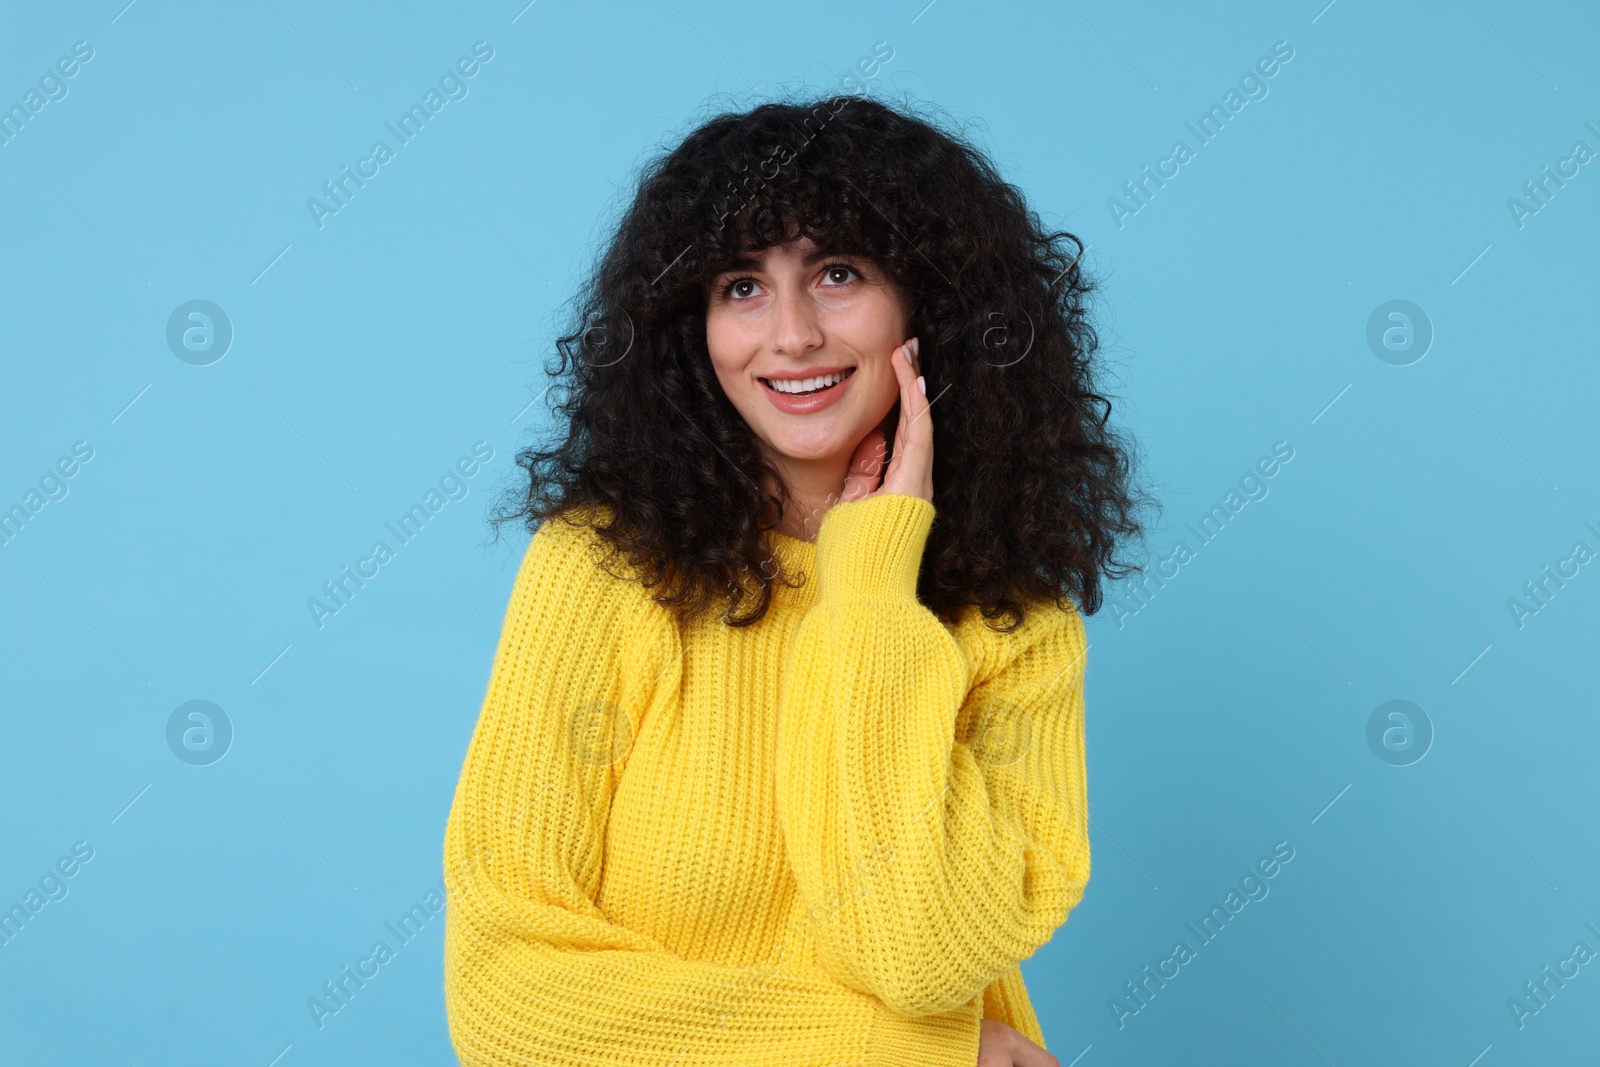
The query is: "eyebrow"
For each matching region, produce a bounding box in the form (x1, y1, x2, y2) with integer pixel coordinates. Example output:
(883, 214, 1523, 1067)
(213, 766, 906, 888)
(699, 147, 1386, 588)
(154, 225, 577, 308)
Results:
(714, 246, 860, 274)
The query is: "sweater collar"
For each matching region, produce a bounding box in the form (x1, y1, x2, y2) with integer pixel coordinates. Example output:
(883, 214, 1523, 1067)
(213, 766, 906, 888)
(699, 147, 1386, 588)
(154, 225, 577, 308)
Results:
(762, 528, 818, 589)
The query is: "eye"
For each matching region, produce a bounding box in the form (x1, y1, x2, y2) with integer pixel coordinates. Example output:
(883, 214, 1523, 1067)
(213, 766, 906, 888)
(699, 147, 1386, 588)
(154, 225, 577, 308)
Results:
(820, 263, 861, 287)
(719, 276, 762, 300)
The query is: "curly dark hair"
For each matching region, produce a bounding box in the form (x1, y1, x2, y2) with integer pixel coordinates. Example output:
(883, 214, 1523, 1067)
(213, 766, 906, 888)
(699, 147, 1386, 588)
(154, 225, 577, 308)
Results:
(489, 90, 1154, 632)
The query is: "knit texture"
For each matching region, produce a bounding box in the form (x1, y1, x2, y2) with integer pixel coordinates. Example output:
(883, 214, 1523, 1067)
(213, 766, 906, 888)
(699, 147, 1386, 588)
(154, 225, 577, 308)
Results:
(442, 491, 1090, 1065)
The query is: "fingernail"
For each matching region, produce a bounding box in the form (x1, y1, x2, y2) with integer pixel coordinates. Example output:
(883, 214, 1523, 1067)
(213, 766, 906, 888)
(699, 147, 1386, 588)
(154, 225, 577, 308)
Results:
(917, 375, 926, 396)
(911, 338, 920, 358)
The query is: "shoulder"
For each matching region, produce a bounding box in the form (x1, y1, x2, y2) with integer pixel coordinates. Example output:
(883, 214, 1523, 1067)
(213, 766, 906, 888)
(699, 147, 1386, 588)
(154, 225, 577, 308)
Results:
(513, 504, 682, 673)
(519, 505, 660, 613)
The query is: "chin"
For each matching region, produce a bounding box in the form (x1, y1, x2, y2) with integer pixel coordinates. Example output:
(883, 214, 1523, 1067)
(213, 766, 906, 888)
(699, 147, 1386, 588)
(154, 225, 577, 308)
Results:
(763, 426, 853, 464)
(769, 440, 846, 464)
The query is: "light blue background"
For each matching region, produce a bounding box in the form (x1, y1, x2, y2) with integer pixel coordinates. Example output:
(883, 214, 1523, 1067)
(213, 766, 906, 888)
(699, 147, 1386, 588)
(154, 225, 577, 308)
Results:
(2, 1, 1596, 1064)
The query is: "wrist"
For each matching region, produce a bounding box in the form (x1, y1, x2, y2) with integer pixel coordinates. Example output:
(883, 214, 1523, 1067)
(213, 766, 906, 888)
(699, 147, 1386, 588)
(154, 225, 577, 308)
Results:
(814, 492, 935, 602)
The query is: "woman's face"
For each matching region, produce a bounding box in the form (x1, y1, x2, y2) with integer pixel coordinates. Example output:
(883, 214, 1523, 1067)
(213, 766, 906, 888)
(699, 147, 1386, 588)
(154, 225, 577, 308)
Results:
(705, 236, 910, 479)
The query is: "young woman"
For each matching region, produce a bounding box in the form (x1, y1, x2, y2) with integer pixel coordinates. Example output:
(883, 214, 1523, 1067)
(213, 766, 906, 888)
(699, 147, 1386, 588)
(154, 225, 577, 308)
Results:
(443, 93, 1148, 1066)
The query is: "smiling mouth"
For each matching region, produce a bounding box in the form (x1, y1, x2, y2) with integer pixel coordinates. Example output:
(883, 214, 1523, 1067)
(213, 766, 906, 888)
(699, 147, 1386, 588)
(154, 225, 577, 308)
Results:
(760, 367, 856, 396)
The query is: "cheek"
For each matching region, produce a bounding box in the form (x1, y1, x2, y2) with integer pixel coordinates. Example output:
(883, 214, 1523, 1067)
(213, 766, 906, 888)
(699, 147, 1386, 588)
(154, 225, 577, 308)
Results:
(704, 317, 739, 373)
(872, 362, 902, 407)
(838, 289, 908, 350)
(705, 322, 761, 405)
(847, 355, 897, 414)
(707, 353, 743, 399)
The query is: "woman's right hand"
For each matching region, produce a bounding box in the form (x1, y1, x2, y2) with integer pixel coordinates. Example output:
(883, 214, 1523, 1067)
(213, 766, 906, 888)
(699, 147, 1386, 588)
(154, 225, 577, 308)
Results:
(977, 1018, 1059, 1067)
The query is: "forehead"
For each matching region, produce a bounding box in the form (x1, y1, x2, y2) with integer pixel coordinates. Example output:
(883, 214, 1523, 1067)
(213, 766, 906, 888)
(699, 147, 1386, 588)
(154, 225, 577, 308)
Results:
(710, 236, 868, 275)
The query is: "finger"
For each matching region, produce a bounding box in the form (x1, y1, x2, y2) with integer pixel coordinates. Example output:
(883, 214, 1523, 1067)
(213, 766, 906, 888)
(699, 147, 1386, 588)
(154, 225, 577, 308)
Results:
(907, 338, 930, 431)
(1008, 1032, 1058, 1067)
(884, 347, 916, 481)
(890, 341, 917, 453)
(896, 341, 931, 460)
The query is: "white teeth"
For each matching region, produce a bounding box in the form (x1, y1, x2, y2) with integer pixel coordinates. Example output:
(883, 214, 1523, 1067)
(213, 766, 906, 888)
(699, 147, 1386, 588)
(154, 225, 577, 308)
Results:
(765, 370, 850, 394)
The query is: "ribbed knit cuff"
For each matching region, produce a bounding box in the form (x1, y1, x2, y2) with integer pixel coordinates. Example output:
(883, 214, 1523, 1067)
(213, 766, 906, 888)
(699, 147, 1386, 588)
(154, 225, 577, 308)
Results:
(869, 1001, 982, 1067)
(814, 492, 935, 603)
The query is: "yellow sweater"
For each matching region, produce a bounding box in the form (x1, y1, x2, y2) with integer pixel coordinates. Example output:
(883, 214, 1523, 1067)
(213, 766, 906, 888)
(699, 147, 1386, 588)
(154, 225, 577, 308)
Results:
(442, 491, 1091, 1066)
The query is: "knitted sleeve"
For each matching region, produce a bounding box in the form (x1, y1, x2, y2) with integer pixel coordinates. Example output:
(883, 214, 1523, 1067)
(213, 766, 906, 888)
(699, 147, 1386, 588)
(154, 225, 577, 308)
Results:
(441, 515, 979, 1065)
(774, 492, 1091, 1021)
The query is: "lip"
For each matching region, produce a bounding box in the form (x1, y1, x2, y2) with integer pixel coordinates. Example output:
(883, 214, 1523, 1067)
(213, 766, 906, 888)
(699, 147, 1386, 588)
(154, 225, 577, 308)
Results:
(760, 365, 855, 381)
(759, 366, 856, 414)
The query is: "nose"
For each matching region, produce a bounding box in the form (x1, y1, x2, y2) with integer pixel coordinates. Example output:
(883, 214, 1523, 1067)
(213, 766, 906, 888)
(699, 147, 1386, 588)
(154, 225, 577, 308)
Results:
(769, 279, 824, 357)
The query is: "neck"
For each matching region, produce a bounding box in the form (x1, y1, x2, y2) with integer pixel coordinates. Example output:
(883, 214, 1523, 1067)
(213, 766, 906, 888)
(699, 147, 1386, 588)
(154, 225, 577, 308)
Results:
(763, 453, 850, 543)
